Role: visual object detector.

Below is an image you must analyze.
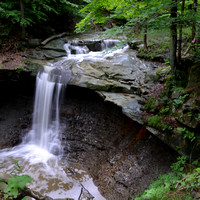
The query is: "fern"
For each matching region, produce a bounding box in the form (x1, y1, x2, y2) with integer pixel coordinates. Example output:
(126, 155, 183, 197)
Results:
(135, 173, 179, 200)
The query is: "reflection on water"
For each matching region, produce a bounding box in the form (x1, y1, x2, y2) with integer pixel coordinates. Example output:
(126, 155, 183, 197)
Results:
(0, 144, 105, 199)
(0, 69, 105, 199)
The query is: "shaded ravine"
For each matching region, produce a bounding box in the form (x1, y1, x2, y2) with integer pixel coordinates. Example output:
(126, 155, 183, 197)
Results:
(0, 70, 105, 200)
(61, 86, 178, 199)
(0, 80, 177, 199)
(0, 36, 178, 199)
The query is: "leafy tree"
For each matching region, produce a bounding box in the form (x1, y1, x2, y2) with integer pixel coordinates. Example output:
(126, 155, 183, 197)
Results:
(0, 0, 80, 39)
(76, 0, 200, 79)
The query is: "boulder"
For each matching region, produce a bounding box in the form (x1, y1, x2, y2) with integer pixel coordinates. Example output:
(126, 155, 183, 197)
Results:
(187, 64, 200, 95)
(128, 40, 143, 49)
(28, 39, 67, 60)
(26, 39, 42, 48)
(41, 39, 66, 52)
(98, 92, 144, 124)
(175, 98, 200, 128)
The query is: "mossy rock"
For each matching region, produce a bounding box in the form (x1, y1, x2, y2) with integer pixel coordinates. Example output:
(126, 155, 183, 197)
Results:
(187, 64, 200, 95)
(128, 40, 143, 49)
(86, 82, 111, 90)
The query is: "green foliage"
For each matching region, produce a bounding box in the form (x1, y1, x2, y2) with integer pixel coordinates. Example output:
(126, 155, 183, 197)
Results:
(98, 26, 125, 39)
(10, 160, 22, 176)
(136, 36, 171, 61)
(4, 175, 32, 199)
(172, 93, 189, 108)
(147, 115, 162, 126)
(176, 127, 195, 142)
(160, 106, 170, 114)
(180, 168, 200, 192)
(195, 113, 200, 121)
(145, 97, 159, 113)
(164, 74, 175, 88)
(0, 0, 81, 36)
(135, 173, 179, 200)
(156, 66, 171, 77)
(16, 66, 26, 72)
(0, 161, 33, 200)
(135, 156, 200, 200)
(171, 156, 187, 175)
(146, 115, 171, 131)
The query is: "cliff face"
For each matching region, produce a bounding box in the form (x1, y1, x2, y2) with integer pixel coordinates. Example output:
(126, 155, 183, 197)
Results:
(0, 35, 199, 159)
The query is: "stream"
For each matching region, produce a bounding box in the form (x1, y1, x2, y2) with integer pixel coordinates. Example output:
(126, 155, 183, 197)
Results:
(0, 37, 177, 200)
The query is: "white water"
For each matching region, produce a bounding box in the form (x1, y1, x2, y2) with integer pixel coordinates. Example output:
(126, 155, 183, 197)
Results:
(0, 39, 122, 199)
(62, 40, 128, 64)
(24, 71, 64, 155)
(0, 67, 105, 199)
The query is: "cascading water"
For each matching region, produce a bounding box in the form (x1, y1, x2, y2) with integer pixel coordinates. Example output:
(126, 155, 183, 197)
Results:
(101, 39, 119, 50)
(0, 66, 105, 199)
(0, 38, 122, 200)
(24, 68, 71, 155)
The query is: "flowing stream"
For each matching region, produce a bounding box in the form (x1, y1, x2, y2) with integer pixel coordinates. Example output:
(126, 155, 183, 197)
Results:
(0, 39, 122, 199)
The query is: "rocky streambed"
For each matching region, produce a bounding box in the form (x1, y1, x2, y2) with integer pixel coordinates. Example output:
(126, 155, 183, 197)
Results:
(0, 80, 177, 199)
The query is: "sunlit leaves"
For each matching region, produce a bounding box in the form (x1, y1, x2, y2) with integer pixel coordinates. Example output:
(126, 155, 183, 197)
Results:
(76, 0, 200, 34)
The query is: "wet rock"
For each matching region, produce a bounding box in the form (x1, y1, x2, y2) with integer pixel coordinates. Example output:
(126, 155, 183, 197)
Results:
(146, 126, 198, 158)
(78, 187, 94, 200)
(175, 98, 200, 129)
(41, 39, 66, 52)
(28, 49, 47, 60)
(28, 49, 67, 60)
(128, 40, 143, 49)
(97, 92, 144, 124)
(60, 49, 158, 124)
(171, 90, 182, 99)
(43, 49, 67, 59)
(28, 39, 67, 60)
(84, 40, 102, 51)
(0, 83, 33, 149)
(60, 86, 178, 200)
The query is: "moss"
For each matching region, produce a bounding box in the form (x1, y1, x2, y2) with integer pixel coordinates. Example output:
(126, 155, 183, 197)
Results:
(146, 115, 171, 131)
(86, 82, 111, 91)
(137, 41, 170, 62)
(16, 66, 26, 72)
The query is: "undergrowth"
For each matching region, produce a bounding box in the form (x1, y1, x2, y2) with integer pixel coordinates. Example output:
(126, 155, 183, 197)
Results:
(0, 161, 32, 200)
(135, 156, 200, 200)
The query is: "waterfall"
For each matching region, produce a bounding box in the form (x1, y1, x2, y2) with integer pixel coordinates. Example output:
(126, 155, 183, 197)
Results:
(0, 37, 122, 199)
(64, 40, 89, 57)
(24, 67, 71, 155)
(101, 39, 119, 50)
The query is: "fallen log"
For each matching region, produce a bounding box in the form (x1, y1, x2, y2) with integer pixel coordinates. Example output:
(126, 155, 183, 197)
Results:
(41, 32, 69, 46)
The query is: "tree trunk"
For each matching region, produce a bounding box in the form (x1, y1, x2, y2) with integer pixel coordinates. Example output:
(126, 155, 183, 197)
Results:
(144, 19, 148, 49)
(192, 0, 197, 40)
(20, 0, 25, 40)
(170, 0, 178, 75)
(177, 0, 185, 65)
